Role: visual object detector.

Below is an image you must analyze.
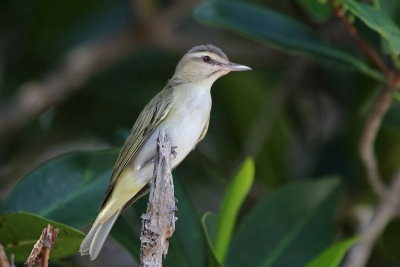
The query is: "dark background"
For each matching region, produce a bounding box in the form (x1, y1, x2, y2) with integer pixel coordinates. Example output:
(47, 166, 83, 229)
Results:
(1, 0, 400, 266)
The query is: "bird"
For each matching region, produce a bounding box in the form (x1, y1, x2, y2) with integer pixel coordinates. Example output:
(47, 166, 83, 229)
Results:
(79, 44, 251, 260)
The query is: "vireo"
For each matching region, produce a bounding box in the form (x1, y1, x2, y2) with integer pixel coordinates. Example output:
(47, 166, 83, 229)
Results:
(80, 44, 251, 260)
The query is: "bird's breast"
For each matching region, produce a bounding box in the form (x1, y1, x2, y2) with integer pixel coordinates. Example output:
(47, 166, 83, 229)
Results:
(165, 88, 211, 165)
(133, 86, 211, 183)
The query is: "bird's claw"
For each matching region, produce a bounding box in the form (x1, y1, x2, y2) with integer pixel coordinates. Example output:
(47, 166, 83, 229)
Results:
(171, 146, 178, 159)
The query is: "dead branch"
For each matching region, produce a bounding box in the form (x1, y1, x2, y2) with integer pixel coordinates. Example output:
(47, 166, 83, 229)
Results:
(330, 0, 393, 198)
(0, 0, 199, 145)
(359, 84, 392, 199)
(140, 129, 177, 267)
(0, 244, 10, 267)
(345, 73, 400, 267)
(0, 33, 139, 145)
(329, 1, 390, 78)
(328, 2, 400, 266)
(24, 224, 59, 267)
(344, 170, 400, 267)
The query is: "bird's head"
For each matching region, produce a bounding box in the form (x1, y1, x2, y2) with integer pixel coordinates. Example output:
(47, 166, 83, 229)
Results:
(173, 44, 251, 87)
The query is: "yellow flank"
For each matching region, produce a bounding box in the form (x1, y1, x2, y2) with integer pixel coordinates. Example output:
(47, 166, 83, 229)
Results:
(96, 168, 144, 223)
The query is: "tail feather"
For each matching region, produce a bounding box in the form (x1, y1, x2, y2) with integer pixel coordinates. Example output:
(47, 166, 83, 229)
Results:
(80, 170, 148, 260)
(80, 209, 121, 260)
(79, 222, 99, 256)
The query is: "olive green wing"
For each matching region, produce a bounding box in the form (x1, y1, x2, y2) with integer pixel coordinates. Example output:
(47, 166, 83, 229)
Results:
(100, 86, 174, 209)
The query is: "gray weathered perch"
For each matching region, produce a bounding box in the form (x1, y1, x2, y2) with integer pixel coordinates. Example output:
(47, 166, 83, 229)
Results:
(140, 129, 177, 267)
(25, 224, 58, 267)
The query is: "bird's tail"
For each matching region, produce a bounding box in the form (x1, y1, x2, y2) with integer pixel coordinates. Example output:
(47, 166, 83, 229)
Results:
(80, 169, 149, 260)
(79, 208, 121, 260)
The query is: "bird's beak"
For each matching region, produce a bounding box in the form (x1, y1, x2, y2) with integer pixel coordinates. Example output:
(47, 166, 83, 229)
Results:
(221, 62, 252, 72)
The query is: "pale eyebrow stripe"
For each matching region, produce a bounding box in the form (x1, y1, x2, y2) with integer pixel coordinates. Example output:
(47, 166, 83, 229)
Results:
(189, 52, 228, 64)
(188, 44, 228, 61)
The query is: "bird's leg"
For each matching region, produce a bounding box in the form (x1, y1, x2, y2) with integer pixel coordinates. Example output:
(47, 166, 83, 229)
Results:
(171, 146, 178, 159)
(138, 146, 176, 171)
(138, 157, 156, 170)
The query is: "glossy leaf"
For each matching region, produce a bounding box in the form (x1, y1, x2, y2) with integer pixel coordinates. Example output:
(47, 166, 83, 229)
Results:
(226, 178, 342, 267)
(340, 0, 400, 53)
(165, 176, 207, 267)
(0, 150, 118, 228)
(0, 149, 206, 266)
(297, 0, 332, 23)
(111, 211, 142, 262)
(0, 212, 85, 263)
(201, 212, 222, 267)
(306, 236, 360, 267)
(193, 0, 383, 81)
(374, 0, 400, 25)
(215, 157, 254, 262)
(374, 0, 400, 58)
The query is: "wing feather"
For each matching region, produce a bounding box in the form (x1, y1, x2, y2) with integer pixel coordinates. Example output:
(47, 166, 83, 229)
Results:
(100, 86, 174, 209)
(197, 115, 209, 145)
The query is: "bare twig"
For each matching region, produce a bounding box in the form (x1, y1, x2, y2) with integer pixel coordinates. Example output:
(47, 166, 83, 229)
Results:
(329, 0, 398, 200)
(0, 244, 10, 267)
(330, 1, 391, 78)
(140, 129, 177, 267)
(0, 33, 140, 145)
(347, 72, 400, 267)
(24, 224, 59, 267)
(359, 84, 392, 199)
(344, 170, 400, 267)
(328, 2, 400, 266)
(0, 0, 199, 146)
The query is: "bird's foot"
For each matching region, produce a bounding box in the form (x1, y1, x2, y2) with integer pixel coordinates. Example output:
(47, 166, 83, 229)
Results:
(171, 146, 178, 159)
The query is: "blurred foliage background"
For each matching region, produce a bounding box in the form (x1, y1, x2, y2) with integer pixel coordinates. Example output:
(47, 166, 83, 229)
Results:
(1, 0, 400, 266)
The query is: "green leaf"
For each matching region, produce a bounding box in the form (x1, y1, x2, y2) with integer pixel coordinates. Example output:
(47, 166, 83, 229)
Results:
(0, 150, 206, 266)
(373, 0, 400, 67)
(0, 212, 85, 263)
(296, 0, 332, 23)
(110, 211, 142, 262)
(374, 0, 400, 26)
(393, 91, 400, 103)
(164, 177, 207, 267)
(226, 178, 342, 267)
(193, 0, 383, 81)
(201, 212, 222, 267)
(215, 157, 254, 262)
(306, 236, 360, 267)
(339, 0, 400, 54)
(0, 150, 118, 228)
(110, 190, 148, 262)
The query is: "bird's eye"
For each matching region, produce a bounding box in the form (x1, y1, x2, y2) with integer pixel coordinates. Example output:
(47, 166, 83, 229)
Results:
(203, 56, 211, 62)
